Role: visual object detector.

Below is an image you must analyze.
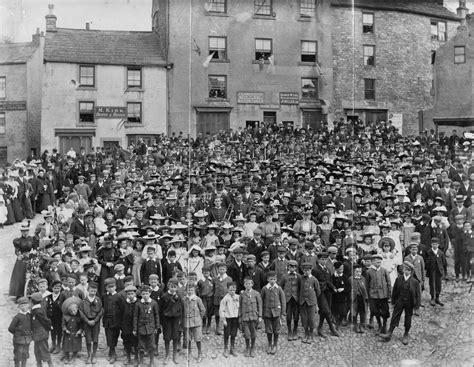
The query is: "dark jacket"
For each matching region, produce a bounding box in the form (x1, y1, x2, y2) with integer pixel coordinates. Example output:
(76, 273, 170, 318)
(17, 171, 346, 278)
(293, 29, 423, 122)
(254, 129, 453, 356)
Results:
(133, 298, 160, 335)
(425, 249, 447, 276)
(101, 292, 124, 328)
(298, 275, 321, 306)
(9, 313, 32, 344)
(391, 275, 421, 309)
(31, 305, 51, 341)
(227, 260, 247, 293)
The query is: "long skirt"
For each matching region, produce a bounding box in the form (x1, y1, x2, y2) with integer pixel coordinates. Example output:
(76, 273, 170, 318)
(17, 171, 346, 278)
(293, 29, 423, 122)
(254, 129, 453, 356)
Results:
(9, 259, 27, 299)
(6, 202, 15, 225)
(11, 198, 24, 222)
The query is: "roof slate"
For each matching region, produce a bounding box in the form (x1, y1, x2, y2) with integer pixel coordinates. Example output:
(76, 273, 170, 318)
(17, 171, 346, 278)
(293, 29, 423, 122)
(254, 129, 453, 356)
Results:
(331, 0, 460, 21)
(44, 28, 166, 66)
(0, 42, 39, 64)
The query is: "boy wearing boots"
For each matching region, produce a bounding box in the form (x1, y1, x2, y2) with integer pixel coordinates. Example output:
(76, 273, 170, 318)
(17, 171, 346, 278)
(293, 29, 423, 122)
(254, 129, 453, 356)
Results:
(213, 262, 233, 336)
(298, 262, 321, 344)
(366, 254, 392, 335)
(219, 282, 240, 358)
(79, 281, 103, 365)
(101, 278, 124, 364)
(30, 292, 53, 367)
(425, 237, 447, 306)
(133, 285, 160, 366)
(8, 297, 32, 367)
(182, 284, 206, 363)
(159, 278, 183, 364)
(44, 280, 63, 354)
(239, 277, 262, 358)
(404, 243, 425, 315)
(279, 259, 301, 341)
(197, 266, 214, 334)
(121, 285, 138, 365)
(380, 261, 421, 345)
(348, 264, 368, 333)
(261, 271, 286, 354)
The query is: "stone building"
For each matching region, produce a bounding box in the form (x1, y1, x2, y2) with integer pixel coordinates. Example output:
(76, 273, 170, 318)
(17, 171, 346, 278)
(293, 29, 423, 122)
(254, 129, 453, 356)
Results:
(331, 0, 460, 135)
(0, 30, 43, 164)
(424, 5, 474, 134)
(152, 0, 334, 136)
(41, 5, 168, 154)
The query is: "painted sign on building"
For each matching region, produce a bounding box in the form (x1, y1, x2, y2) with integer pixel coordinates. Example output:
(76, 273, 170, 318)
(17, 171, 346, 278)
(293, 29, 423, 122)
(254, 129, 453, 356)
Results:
(0, 101, 27, 110)
(237, 92, 264, 104)
(95, 106, 127, 119)
(280, 92, 299, 105)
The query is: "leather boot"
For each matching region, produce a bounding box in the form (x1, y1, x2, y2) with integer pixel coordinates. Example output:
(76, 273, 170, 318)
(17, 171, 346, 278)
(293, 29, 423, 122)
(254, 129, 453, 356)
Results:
(149, 351, 154, 367)
(380, 325, 395, 341)
(172, 342, 179, 364)
(328, 318, 340, 337)
(250, 338, 256, 358)
(244, 339, 250, 357)
(435, 297, 444, 306)
(359, 324, 366, 333)
(86, 352, 92, 364)
(91, 352, 97, 364)
(223, 346, 229, 358)
(381, 319, 388, 334)
(230, 339, 238, 357)
(401, 332, 409, 345)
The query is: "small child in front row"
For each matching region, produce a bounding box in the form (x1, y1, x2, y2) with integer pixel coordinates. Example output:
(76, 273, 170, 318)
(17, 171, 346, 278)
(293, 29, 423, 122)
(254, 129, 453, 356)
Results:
(149, 274, 164, 356)
(182, 284, 206, 363)
(239, 277, 262, 358)
(219, 281, 240, 358)
(349, 264, 368, 333)
(8, 297, 32, 367)
(30, 292, 53, 366)
(261, 271, 286, 355)
(44, 280, 63, 354)
(79, 281, 103, 364)
(159, 278, 182, 364)
(197, 266, 214, 334)
(62, 302, 83, 364)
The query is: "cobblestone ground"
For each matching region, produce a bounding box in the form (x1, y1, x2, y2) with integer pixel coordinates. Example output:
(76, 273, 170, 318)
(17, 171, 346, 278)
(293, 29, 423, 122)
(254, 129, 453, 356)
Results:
(0, 218, 473, 366)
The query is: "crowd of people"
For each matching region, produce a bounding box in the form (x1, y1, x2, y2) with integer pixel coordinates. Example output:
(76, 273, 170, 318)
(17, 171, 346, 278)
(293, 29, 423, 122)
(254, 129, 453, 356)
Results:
(4, 119, 474, 367)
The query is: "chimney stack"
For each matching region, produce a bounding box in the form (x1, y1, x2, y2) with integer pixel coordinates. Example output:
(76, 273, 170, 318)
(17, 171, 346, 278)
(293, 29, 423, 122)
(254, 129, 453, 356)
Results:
(45, 4, 57, 32)
(85, 23, 90, 30)
(32, 27, 41, 44)
(457, 0, 468, 20)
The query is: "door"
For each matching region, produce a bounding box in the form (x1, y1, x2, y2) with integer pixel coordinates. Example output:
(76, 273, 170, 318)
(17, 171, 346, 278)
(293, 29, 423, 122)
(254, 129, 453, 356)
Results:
(347, 115, 359, 123)
(302, 110, 326, 132)
(103, 141, 120, 151)
(263, 111, 276, 127)
(196, 112, 230, 135)
(59, 136, 92, 155)
(366, 110, 388, 124)
(0, 147, 7, 166)
(246, 121, 259, 129)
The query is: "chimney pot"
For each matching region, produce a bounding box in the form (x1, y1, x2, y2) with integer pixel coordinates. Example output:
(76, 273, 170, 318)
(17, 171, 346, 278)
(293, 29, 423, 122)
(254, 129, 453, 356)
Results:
(45, 4, 57, 32)
(85, 23, 90, 30)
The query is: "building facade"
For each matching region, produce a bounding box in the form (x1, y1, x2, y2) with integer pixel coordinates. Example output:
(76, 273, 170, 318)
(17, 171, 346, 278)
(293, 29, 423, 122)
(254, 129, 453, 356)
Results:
(424, 9, 474, 134)
(0, 30, 43, 164)
(153, 0, 334, 136)
(41, 6, 168, 155)
(331, 0, 460, 135)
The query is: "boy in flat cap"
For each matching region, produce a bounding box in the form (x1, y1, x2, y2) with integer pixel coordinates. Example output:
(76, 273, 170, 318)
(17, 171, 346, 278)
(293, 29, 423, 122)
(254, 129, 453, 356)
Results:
(79, 281, 103, 364)
(239, 277, 262, 358)
(298, 262, 321, 344)
(101, 277, 124, 363)
(159, 278, 183, 364)
(366, 254, 392, 335)
(380, 261, 420, 345)
(9, 296, 32, 367)
(404, 242, 425, 314)
(44, 280, 63, 354)
(30, 292, 53, 366)
(425, 238, 447, 306)
(261, 271, 286, 354)
(280, 259, 301, 341)
(122, 285, 138, 365)
(349, 264, 368, 333)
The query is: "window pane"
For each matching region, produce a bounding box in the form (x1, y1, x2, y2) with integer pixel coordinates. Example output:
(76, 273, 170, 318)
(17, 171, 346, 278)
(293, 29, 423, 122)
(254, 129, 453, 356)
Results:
(300, 0, 315, 17)
(439, 22, 446, 32)
(302, 78, 318, 99)
(127, 102, 142, 123)
(79, 102, 94, 123)
(209, 37, 227, 59)
(210, 0, 226, 13)
(79, 66, 94, 86)
(127, 68, 141, 87)
(363, 13, 373, 24)
(0, 112, 5, 134)
(302, 41, 316, 53)
(209, 76, 226, 98)
(364, 79, 375, 100)
(0, 77, 5, 98)
(364, 46, 375, 66)
(255, 0, 272, 15)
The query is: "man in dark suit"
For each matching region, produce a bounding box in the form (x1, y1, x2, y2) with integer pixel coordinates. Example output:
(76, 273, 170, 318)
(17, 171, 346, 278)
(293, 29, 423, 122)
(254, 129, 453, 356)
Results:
(90, 175, 110, 203)
(68, 207, 87, 240)
(227, 248, 247, 293)
(425, 238, 447, 307)
(380, 261, 421, 345)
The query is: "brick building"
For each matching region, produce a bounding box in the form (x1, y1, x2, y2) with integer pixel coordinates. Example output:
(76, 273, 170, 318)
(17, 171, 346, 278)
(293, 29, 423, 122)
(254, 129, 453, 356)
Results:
(41, 5, 168, 154)
(331, 0, 460, 135)
(152, 0, 334, 136)
(424, 6, 474, 134)
(0, 30, 43, 164)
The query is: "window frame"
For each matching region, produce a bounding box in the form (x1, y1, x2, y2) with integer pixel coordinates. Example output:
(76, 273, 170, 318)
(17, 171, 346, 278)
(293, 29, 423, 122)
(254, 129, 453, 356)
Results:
(0, 112, 5, 134)
(364, 78, 376, 100)
(127, 102, 142, 124)
(301, 40, 317, 63)
(255, 38, 273, 61)
(208, 36, 228, 60)
(301, 77, 318, 100)
(454, 46, 466, 64)
(208, 0, 226, 13)
(255, 0, 272, 16)
(300, 0, 316, 18)
(431, 20, 447, 41)
(363, 44, 375, 66)
(0, 77, 5, 99)
(362, 12, 374, 33)
(208, 75, 227, 99)
(127, 67, 142, 88)
(78, 101, 95, 124)
(79, 65, 95, 87)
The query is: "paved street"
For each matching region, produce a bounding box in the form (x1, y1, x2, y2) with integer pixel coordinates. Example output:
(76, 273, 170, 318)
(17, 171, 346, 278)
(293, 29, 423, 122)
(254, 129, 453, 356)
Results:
(0, 218, 473, 367)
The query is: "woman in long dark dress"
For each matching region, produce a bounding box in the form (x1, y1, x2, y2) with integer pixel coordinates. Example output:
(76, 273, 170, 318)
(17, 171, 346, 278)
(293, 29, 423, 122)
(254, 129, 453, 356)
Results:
(6, 173, 24, 222)
(35, 168, 54, 212)
(9, 222, 36, 300)
(2, 180, 16, 225)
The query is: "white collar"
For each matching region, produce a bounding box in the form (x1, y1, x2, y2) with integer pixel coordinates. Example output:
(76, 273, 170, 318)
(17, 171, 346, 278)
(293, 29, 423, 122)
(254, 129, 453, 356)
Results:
(403, 274, 411, 281)
(141, 297, 151, 303)
(218, 274, 228, 281)
(87, 296, 96, 302)
(32, 304, 42, 310)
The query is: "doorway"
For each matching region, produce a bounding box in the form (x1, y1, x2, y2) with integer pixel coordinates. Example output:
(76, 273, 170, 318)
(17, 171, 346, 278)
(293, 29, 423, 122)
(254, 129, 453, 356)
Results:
(263, 111, 277, 127)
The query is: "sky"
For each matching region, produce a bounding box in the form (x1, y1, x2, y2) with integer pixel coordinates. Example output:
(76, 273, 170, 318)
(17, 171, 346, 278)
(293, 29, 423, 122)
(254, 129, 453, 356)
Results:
(1, 0, 473, 43)
(1, 0, 151, 42)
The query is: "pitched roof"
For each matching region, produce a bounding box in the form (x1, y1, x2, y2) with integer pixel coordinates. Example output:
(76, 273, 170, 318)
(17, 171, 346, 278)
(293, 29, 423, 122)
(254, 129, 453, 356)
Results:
(44, 28, 166, 66)
(0, 42, 39, 64)
(331, 0, 460, 21)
